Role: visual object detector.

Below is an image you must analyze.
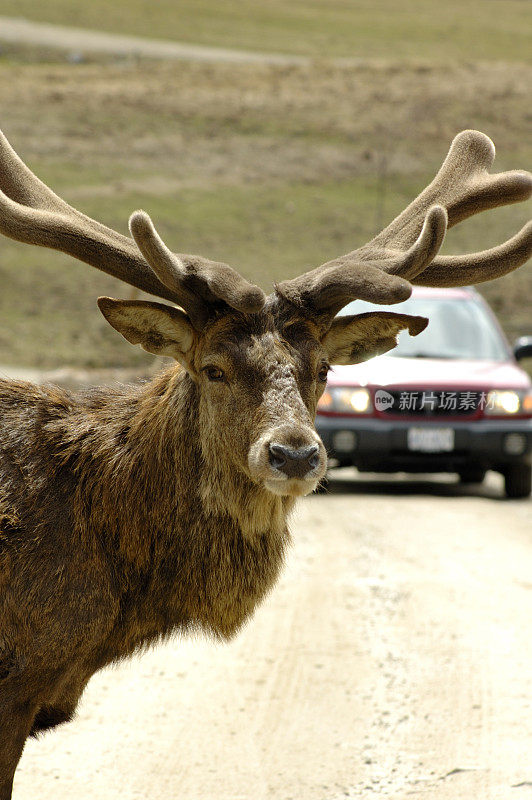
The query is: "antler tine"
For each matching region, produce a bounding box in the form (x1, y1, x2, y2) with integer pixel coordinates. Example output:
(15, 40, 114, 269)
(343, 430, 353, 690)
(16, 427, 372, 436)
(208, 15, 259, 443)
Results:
(0, 129, 265, 327)
(276, 130, 531, 320)
(129, 211, 265, 329)
(0, 128, 178, 302)
(368, 130, 531, 249)
(415, 221, 532, 287)
(368, 129, 532, 286)
(275, 203, 448, 318)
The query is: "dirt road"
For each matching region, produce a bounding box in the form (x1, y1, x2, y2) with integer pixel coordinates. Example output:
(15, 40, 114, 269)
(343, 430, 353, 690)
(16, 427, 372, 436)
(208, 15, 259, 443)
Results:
(0, 16, 307, 64)
(12, 470, 531, 799)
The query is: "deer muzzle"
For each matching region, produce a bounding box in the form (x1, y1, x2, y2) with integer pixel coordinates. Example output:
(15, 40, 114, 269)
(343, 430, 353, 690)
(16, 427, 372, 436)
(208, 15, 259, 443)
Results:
(268, 443, 320, 478)
(248, 428, 327, 496)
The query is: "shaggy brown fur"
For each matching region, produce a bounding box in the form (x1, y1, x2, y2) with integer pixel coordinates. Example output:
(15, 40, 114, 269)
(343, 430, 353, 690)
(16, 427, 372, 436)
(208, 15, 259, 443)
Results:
(0, 311, 287, 792)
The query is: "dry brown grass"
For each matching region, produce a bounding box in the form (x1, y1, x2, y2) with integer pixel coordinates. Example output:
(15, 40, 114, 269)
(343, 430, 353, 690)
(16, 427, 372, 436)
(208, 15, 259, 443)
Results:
(3, 59, 531, 181)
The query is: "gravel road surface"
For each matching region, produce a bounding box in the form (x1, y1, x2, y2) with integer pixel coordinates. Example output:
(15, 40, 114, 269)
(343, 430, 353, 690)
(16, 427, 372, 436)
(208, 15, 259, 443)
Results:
(13, 471, 532, 799)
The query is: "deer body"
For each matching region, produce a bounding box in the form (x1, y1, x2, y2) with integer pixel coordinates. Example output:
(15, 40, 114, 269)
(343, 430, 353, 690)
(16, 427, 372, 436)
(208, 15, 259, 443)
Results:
(0, 350, 294, 790)
(0, 128, 530, 797)
(0, 369, 290, 659)
(0, 324, 301, 666)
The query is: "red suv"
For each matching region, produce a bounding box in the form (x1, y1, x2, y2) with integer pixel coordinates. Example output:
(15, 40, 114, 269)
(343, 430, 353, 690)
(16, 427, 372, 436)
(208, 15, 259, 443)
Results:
(316, 287, 532, 498)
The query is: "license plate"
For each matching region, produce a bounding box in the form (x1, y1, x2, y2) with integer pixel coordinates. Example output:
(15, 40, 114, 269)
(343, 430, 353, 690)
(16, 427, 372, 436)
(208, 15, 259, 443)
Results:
(407, 427, 454, 452)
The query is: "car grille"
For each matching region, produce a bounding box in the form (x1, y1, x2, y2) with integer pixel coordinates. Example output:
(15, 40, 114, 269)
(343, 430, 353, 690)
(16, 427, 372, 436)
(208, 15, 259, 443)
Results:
(376, 389, 483, 418)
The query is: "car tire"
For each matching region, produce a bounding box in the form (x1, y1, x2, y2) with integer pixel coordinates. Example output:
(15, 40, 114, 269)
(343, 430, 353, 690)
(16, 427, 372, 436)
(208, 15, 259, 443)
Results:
(504, 463, 532, 499)
(458, 468, 486, 484)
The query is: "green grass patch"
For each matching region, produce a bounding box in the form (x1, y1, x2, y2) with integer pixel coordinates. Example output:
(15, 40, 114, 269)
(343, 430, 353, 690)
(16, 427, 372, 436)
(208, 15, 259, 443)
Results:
(0, 0, 530, 62)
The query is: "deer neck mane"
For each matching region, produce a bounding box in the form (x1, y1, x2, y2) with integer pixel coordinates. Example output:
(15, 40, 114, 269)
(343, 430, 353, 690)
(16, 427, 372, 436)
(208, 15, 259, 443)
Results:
(57, 365, 293, 640)
(63, 366, 293, 564)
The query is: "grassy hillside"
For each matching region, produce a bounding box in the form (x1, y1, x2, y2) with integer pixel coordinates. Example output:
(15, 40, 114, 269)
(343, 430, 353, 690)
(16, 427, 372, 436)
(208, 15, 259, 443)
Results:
(0, 0, 531, 63)
(0, 36, 530, 369)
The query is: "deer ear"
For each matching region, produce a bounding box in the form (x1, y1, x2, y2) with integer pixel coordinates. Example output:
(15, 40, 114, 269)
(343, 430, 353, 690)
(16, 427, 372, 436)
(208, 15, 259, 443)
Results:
(321, 312, 428, 365)
(97, 298, 196, 365)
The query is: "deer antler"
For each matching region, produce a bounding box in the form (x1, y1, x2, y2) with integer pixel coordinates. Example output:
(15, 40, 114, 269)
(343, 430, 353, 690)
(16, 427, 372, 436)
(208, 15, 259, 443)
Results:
(276, 130, 532, 320)
(128, 211, 264, 329)
(0, 129, 265, 329)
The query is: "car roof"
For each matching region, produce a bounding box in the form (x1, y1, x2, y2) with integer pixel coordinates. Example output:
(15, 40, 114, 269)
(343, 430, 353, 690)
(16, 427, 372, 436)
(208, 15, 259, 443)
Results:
(409, 285, 478, 300)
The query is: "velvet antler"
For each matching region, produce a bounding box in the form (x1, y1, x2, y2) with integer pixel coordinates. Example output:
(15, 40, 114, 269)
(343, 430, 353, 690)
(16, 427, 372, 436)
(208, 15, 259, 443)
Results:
(0, 129, 265, 329)
(1, 128, 530, 330)
(276, 130, 532, 320)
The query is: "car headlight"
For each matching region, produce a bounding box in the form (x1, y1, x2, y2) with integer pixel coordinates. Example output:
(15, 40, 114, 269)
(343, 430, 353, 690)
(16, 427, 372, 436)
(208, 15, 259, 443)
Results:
(484, 390, 531, 416)
(318, 387, 372, 414)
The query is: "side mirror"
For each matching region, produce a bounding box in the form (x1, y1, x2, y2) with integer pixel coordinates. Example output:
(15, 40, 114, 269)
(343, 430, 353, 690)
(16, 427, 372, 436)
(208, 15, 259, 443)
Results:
(513, 336, 532, 361)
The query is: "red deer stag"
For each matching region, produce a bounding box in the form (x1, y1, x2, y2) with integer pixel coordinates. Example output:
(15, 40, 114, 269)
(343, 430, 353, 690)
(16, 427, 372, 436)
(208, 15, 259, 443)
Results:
(0, 128, 531, 797)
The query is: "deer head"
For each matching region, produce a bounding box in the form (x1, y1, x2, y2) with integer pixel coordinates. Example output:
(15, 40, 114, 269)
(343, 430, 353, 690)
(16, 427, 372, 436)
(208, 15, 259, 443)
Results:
(0, 129, 530, 497)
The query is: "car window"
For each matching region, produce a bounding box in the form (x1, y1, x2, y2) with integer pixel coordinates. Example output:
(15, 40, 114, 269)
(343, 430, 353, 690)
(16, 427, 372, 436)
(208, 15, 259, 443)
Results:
(339, 295, 509, 360)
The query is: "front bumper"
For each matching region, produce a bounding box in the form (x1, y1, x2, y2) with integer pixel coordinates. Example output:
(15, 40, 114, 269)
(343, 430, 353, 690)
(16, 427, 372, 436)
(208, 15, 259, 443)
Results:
(316, 415, 532, 473)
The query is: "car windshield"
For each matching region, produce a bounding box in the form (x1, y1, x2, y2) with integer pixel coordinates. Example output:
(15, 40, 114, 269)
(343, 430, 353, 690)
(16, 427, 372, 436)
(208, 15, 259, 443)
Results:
(339, 294, 509, 360)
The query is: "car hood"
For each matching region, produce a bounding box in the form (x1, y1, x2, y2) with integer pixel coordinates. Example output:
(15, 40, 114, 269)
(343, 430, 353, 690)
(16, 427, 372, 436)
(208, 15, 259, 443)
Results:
(328, 355, 531, 391)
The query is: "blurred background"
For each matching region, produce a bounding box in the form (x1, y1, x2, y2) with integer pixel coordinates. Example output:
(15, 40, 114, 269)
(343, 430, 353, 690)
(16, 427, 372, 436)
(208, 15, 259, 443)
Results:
(0, 0, 530, 370)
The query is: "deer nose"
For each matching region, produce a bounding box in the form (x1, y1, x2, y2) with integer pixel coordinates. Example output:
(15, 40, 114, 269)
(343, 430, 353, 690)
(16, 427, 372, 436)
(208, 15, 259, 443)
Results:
(268, 443, 320, 479)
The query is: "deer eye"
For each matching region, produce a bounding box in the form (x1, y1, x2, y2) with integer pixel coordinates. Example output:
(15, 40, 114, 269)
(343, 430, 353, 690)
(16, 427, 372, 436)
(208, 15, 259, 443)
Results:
(203, 366, 225, 382)
(318, 364, 330, 383)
